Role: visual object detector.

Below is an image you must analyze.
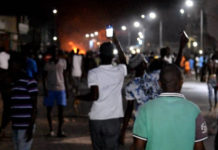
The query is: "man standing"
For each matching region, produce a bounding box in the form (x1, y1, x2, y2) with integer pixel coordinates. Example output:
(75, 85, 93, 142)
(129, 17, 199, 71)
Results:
(79, 34, 127, 150)
(0, 47, 11, 133)
(2, 53, 38, 150)
(132, 64, 208, 150)
(43, 47, 68, 137)
(71, 49, 83, 95)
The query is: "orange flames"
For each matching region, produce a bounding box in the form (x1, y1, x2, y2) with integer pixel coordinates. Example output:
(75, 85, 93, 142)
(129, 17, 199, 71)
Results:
(67, 41, 86, 55)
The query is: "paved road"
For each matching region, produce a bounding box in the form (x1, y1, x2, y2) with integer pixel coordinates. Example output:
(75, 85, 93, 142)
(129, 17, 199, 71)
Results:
(0, 81, 217, 150)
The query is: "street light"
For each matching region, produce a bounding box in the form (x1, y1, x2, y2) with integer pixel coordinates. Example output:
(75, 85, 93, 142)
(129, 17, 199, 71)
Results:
(193, 41, 198, 47)
(53, 36, 58, 41)
(52, 9, 58, 14)
(121, 25, 127, 31)
(85, 34, 89, 38)
(149, 12, 157, 20)
(90, 33, 94, 38)
(94, 31, 98, 36)
(180, 9, 185, 15)
(199, 49, 203, 55)
(185, 0, 194, 8)
(134, 21, 140, 28)
(141, 14, 145, 19)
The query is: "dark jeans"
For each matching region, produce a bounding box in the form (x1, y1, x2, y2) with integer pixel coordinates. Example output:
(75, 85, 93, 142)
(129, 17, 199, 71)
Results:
(89, 118, 121, 150)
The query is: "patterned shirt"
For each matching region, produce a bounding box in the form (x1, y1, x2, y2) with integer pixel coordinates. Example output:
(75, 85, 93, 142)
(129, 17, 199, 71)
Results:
(125, 70, 161, 111)
(10, 74, 38, 129)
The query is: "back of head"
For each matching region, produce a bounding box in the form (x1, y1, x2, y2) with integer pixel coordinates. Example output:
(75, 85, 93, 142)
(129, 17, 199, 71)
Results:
(160, 47, 168, 58)
(9, 52, 27, 72)
(159, 64, 183, 92)
(99, 42, 114, 64)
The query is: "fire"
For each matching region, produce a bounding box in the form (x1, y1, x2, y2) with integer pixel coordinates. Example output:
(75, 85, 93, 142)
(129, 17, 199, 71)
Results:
(68, 41, 86, 55)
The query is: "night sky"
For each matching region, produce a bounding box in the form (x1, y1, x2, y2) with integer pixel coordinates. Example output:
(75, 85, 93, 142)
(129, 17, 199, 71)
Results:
(1, 0, 216, 51)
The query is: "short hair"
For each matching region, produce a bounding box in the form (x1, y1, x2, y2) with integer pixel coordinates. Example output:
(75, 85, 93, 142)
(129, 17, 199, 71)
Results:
(99, 42, 114, 57)
(159, 64, 183, 92)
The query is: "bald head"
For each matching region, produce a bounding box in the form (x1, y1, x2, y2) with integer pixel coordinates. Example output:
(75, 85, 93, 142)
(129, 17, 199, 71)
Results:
(159, 64, 183, 92)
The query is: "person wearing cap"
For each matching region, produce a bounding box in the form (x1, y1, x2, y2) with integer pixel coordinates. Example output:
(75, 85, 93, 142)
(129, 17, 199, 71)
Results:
(119, 54, 161, 145)
(76, 33, 127, 150)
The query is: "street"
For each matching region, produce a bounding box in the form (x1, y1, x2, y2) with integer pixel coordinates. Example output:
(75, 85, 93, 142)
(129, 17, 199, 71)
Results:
(0, 80, 217, 150)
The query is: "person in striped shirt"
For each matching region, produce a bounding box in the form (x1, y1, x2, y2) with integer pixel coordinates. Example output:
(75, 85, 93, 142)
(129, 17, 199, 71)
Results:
(2, 52, 38, 150)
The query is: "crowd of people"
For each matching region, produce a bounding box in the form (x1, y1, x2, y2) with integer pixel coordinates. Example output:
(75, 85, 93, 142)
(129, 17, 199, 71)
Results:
(0, 31, 217, 150)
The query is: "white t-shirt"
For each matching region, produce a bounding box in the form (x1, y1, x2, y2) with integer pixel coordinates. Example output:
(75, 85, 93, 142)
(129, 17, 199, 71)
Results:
(0, 51, 10, 70)
(88, 64, 127, 120)
(72, 55, 82, 77)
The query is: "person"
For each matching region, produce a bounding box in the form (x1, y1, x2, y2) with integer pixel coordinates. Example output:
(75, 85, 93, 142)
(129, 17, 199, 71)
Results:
(71, 49, 83, 95)
(206, 54, 218, 111)
(21, 44, 38, 79)
(119, 54, 161, 144)
(131, 64, 208, 150)
(120, 31, 189, 145)
(77, 33, 127, 150)
(43, 46, 68, 137)
(2, 52, 38, 150)
(0, 47, 11, 133)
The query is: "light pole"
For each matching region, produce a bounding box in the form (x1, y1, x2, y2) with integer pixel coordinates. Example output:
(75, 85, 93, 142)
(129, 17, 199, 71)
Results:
(184, 0, 204, 51)
(148, 11, 163, 48)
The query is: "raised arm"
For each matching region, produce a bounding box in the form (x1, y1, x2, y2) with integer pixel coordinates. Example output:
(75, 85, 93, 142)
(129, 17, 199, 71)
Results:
(112, 32, 127, 65)
(175, 31, 189, 66)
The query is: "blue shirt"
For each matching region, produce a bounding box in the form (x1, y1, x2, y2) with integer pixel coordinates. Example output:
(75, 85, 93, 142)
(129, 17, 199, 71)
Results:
(26, 57, 38, 78)
(125, 70, 161, 111)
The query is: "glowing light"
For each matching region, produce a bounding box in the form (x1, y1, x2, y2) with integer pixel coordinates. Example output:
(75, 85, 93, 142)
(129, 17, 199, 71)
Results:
(121, 25, 127, 31)
(185, 0, 194, 7)
(94, 32, 98, 36)
(136, 49, 141, 53)
(180, 9, 185, 14)
(113, 49, 118, 55)
(193, 41, 198, 47)
(130, 46, 134, 51)
(199, 49, 203, 55)
(97, 42, 101, 46)
(53, 9, 58, 14)
(138, 40, 143, 45)
(134, 21, 140, 28)
(90, 33, 94, 37)
(53, 36, 58, 41)
(131, 50, 136, 55)
(138, 32, 144, 39)
(85, 34, 89, 38)
(141, 14, 145, 19)
(149, 12, 156, 19)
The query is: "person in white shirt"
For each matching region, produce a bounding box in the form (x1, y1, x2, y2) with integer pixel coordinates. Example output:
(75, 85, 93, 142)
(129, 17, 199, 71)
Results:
(0, 47, 10, 133)
(77, 34, 127, 150)
(71, 49, 83, 95)
(0, 47, 10, 70)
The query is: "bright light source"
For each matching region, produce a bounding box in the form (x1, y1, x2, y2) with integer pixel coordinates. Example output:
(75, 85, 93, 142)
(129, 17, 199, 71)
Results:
(193, 41, 198, 47)
(53, 36, 58, 41)
(131, 50, 136, 55)
(136, 49, 141, 53)
(97, 42, 101, 46)
(94, 32, 98, 36)
(85, 34, 90, 38)
(149, 12, 156, 19)
(138, 40, 143, 45)
(141, 14, 145, 19)
(138, 32, 144, 39)
(185, 0, 194, 7)
(180, 9, 185, 14)
(53, 9, 58, 14)
(134, 21, 140, 28)
(130, 46, 134, 51)
(121, 25, 127, 31)
(90, 33, 94, 37)
(113, 49, 118, 55)
(199, 49, 203, 55)
(137, 37, 140, 41)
